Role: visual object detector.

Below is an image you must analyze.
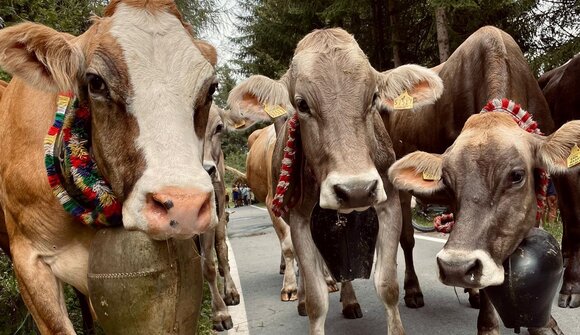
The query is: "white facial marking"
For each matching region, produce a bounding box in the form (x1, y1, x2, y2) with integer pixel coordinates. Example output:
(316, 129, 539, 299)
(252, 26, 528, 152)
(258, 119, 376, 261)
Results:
(436, 248, 505, 288)
(319, 170, 387, 209)
(109, 4, 216, 231)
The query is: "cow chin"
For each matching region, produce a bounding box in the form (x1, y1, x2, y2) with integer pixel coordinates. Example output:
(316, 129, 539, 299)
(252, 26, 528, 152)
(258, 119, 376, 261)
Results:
(436, 249, 505, 289)
(319, 170, 387, 211)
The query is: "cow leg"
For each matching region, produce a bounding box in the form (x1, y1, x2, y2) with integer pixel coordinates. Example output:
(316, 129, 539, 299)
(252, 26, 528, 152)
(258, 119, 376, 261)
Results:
(200, 231, 233, 331)
(74, 288, 95, 335)
(290, 212, 329, 334)
(280, 253, 286, 274)
(477, 290, 499, 335)
(399, 191, 424, 308)
(266, 201, 298, 302)
(214, 213, 240, 306)
(374, 191, 404, 335)
(297, 272, 307, 316)
(11, 240, 75, 334)
(340, 281, 362, 319)
(553, 173, 580, 308)
(322, 264, 339, 292)
(464, 288, 481, 309)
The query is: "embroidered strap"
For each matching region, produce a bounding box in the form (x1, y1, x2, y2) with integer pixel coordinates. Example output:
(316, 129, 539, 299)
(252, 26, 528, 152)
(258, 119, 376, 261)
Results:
(45, 93, 122, 226)
(271, 113, 299, 217)
(480, 98, 549, 222)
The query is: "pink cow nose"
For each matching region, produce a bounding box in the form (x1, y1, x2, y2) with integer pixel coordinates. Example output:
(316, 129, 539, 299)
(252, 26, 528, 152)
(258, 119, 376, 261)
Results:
(144, 187, 212, 239)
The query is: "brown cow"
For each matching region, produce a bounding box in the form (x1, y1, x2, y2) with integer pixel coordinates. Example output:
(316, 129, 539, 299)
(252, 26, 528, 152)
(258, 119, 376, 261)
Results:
(380, 26, 556, 309)
(539, 53, 580, 308)
(228, 28, 444, 334)
(0, 1, 219, 333)
(201, 104, 240, 331)
(389, 110, 580, 334)
(245, 125, 300, 302)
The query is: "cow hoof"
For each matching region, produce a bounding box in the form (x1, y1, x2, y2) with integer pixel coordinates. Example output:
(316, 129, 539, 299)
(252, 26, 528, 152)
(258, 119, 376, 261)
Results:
(404, 292, 424, 308)
(213, 316, 234, 332)
(327, 282, 339, 293)
(558, 292, 580, 308)
(281, 288, 298, 302)
(342, 303, 363, 319)
(297, 302, 307, 316)
(223, 290, 240, 306)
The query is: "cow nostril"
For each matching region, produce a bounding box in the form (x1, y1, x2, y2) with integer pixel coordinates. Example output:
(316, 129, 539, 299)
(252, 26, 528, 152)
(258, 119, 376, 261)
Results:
(366, 180, 378, 197)
(465, 259, 482, 282)
(147, 193, 169, 215)
(333, 184, 349, 203)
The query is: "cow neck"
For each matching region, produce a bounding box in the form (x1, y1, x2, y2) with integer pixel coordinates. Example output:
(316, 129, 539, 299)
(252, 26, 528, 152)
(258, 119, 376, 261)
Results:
(271, 113, 301, 217)
(45, 92, 122, 227)
(480, 98, 549, 223)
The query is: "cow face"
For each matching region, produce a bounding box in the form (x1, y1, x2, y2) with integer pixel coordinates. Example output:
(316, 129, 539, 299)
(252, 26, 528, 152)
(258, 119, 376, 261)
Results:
(227, 28, 443, 212)
(389, 112, 580, 288)
(0, 0, 218, 239)
(203, 105, 225, 184)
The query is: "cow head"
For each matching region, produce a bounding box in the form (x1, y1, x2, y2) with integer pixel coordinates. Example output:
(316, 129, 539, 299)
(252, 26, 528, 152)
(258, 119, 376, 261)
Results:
(203, 104, 225, 184)
(389, 112, 580, 288)
(227, 28, 443, 211)
(0, 0, 218, 239)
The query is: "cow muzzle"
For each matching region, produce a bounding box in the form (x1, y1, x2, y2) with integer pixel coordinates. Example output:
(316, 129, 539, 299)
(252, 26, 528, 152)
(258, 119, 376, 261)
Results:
(141, 186, 213, 240)
(436, 249, 504, 289)
(319, 171, 387, 210)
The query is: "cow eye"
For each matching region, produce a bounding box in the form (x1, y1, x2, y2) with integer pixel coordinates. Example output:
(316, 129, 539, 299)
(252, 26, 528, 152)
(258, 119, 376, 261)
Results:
(296, 98, 310, 114)
(87, 73, 108, 97)
(215, 123, 223, 135)
(509, 169, 525, 185)
(208, 83, 218, 100)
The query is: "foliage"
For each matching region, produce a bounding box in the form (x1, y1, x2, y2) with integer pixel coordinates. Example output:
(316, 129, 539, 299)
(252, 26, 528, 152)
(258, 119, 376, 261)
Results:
(214, 64, 237, 108)
(528, 0, 580, 75)
(233, 0, 578, 76)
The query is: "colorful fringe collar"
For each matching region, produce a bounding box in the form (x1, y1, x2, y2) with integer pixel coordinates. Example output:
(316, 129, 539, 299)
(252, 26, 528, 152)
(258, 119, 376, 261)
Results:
(271, 113, 299, 217)
(45, 93, 122, 226)
(480, 98, 549, 222)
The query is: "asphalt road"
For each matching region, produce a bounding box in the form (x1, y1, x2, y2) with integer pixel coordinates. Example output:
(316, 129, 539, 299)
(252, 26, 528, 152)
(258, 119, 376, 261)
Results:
(224, 205, 579, 335)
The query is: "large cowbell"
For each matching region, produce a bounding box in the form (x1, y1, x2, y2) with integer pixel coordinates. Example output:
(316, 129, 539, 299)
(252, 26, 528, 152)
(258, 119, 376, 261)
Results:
(484, 228, 563, 332)
(310, 204, 379, 281)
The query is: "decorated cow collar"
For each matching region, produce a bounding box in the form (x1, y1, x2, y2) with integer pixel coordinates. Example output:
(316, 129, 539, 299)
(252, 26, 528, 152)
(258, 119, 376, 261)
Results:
(271, 113, 300, 217)
(480, 98, 549, 222)
(45, 93, 122, 226)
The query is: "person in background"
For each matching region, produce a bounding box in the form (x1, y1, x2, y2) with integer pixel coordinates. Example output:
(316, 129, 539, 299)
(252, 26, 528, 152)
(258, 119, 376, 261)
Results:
(232, 184, 240, 208)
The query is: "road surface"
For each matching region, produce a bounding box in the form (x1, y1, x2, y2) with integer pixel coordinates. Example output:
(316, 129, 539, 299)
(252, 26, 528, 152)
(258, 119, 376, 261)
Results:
(223, 205, 579, 334)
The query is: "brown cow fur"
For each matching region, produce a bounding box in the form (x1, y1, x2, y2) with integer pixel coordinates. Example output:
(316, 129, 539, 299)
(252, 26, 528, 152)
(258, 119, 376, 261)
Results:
(539, 53, 580, 308)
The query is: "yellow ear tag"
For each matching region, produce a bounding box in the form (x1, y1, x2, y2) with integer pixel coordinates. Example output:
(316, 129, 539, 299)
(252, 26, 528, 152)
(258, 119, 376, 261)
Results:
(264, 104, 287, 119)
(393, 90, 414, 110)
(422, 171, 440, 181)
(234, 120, 246, 129)
(566, 144, 580, 168)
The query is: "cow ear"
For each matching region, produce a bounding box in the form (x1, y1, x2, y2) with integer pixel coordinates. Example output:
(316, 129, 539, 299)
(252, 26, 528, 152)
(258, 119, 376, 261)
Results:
(388, 151, 446, 196)
(375, 64, 443, 113)
(226, 73, 292, 130)
(537, 120, 580, 174)
(0, 22, 84, 92)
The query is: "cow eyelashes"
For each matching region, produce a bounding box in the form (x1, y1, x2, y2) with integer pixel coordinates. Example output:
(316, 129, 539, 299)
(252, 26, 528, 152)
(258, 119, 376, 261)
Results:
(509, 169, 525, 185)
(296, 98, 310, 114)
(87, 73, 109, 98)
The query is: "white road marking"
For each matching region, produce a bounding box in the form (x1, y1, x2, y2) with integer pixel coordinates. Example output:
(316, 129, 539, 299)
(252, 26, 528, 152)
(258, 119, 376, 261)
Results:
(414, 234, 447, 244)
(225, 237, 249, 334)
(250, 205, 267, 211)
